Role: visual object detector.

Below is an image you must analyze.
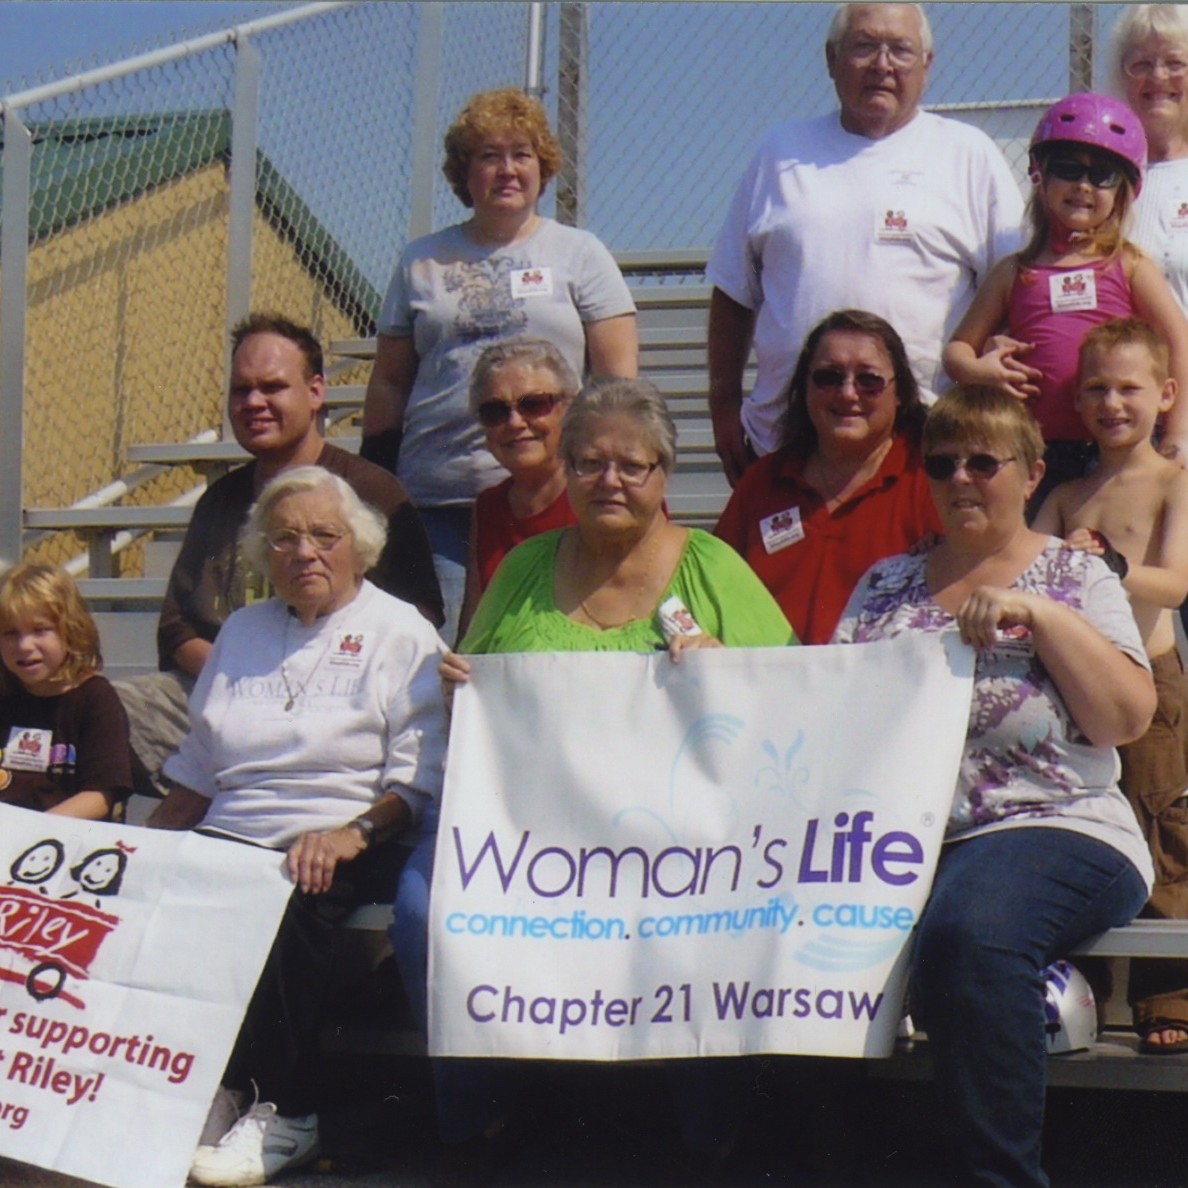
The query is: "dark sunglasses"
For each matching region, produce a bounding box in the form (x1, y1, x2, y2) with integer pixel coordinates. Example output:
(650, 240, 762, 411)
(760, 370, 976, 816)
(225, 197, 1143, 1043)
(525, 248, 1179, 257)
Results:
(923, 453, 1016, 481)
(1045, 157, 1123, 190)
(809, 368, 890, 396)
(477, 393, 562, 427)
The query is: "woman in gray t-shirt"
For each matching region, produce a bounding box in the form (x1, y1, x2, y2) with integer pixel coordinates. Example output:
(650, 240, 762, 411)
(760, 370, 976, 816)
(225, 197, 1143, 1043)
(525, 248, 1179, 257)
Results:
(362, 87, 637, 640)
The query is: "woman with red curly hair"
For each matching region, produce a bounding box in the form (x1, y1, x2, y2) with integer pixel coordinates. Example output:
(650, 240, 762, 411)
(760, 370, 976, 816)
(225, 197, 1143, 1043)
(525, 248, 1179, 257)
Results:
(362, 87, 638, 642)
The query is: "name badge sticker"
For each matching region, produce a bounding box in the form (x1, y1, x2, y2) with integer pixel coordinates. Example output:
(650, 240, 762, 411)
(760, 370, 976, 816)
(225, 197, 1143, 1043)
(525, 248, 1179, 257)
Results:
(1049, 269, 1097, 313)
(990, 624, 1035, 661)
(874, 207, 914, 243)
(511, 267, 554, 299)
(328, 632, 365, 669)
(760, 506, 805, 554)
(3, 725, 53, 773)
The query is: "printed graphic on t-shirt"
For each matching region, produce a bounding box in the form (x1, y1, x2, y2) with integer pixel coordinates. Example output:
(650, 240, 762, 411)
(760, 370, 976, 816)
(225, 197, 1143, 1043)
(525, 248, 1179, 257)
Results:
(444, 258, 530, 343)
(1171, 201, 1188, 232)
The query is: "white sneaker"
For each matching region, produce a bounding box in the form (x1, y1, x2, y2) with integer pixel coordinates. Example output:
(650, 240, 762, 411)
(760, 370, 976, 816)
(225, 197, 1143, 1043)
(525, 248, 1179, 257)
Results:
(189, 1101, 319, 1187)
(197, 1085, 247, 1149)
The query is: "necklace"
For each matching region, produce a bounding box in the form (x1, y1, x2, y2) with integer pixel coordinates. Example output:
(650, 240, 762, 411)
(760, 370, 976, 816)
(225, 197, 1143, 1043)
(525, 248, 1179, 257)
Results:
(279, 612, 337, 711)
(579, 596, 627, 631)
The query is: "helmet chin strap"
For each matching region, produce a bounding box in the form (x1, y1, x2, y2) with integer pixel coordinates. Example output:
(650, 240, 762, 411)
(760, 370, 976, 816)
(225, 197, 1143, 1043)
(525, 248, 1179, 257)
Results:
(1048, 222, 1094, 255)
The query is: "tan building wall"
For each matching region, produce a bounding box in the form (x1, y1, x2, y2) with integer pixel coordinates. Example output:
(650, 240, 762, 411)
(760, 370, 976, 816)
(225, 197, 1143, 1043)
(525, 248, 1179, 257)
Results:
(19, 163, 371, 570)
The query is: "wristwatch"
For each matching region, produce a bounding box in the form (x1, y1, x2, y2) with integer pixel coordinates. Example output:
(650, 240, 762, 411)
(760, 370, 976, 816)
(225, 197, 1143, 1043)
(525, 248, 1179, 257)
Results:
(350, 816, 377, 848)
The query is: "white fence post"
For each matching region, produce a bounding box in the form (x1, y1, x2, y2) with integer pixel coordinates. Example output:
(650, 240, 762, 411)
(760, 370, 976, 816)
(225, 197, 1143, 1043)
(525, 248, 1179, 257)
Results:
(0, 108, 31, 565)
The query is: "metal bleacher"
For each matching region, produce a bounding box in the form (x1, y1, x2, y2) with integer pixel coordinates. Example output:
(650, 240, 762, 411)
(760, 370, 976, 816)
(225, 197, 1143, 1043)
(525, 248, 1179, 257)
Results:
(24, 258, 726, 629)
(22, 256, 727, 675)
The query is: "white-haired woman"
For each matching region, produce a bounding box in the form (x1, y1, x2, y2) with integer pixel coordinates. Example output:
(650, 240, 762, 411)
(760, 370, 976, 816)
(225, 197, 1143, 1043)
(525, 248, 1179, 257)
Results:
(1113, 5, 1188, 309)
(148, 466, 447, 1188)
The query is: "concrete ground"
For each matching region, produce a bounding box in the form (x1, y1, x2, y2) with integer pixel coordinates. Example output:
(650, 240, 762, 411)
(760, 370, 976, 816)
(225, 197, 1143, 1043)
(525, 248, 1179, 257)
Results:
(3, 958, 1187, 1187)
(5, 1054, 1188, 1187)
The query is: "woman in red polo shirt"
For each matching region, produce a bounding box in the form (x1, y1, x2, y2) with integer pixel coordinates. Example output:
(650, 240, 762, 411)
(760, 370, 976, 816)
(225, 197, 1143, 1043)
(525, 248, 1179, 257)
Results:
(716, 309, 941, 643)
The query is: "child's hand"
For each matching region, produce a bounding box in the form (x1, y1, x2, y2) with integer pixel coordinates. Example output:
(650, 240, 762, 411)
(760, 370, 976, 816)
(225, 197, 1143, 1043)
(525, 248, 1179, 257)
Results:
(1065, 528, 1104, 555)
(979, 336, 1042, 401)
(1064, 529, 1129, 579)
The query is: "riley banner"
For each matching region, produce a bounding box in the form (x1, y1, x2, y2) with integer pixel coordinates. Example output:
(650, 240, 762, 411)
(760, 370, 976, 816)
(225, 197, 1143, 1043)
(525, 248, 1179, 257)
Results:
(0, 807, 292, 1188)
(430, 633, 974, 1061)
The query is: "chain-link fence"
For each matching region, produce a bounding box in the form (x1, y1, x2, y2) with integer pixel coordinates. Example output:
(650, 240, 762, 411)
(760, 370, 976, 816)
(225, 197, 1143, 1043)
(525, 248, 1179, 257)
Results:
(0, 1, 1135, 568)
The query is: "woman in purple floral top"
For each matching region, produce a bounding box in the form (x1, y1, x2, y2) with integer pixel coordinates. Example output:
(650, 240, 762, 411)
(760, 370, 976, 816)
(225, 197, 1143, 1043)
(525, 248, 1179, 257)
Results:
(835, 386, 1155, 1188)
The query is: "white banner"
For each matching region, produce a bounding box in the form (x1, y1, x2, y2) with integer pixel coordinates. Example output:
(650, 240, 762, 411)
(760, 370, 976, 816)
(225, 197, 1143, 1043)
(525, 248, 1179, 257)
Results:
(0, 807, 292, 1188)
(431, 634, 973, 1061)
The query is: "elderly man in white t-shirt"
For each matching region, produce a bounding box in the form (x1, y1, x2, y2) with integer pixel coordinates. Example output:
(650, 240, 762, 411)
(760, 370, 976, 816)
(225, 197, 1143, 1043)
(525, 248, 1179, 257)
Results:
(707, 2, 1024, 484)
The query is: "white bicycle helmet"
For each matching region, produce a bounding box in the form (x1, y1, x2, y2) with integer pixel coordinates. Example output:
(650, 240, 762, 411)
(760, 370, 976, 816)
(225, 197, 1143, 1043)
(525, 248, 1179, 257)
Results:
(1042, 959, 1097, 1054)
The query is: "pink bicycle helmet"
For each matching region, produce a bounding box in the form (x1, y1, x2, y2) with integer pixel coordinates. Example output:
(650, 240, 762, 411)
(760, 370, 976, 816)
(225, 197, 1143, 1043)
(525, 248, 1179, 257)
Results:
(1029, 92, 1148, 195)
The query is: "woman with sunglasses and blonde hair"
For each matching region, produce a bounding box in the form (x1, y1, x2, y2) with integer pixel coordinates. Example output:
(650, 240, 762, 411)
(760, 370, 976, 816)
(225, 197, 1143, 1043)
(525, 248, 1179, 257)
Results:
(715, 308, 941, 644)
(835, 386, 1156, 1187)
(455, 339, 580, 641)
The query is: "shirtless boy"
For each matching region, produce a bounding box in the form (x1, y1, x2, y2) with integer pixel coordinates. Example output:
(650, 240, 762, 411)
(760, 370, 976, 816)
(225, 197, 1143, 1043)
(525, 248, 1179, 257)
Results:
(1035, 316, 1188, 1053)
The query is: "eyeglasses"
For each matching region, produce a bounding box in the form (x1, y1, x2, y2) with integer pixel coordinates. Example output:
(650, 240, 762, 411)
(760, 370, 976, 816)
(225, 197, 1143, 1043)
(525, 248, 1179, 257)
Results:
(1045, 156, 1123, 190)
(266, 526, 351, 554)
(570, 456, 662, 486)
(1124, 55, 1188, 79)
(923, 453, 1017, 481)
(476, 393, 562, 427)
(843, 39, 920, 68)
(810, 368, 891, 396)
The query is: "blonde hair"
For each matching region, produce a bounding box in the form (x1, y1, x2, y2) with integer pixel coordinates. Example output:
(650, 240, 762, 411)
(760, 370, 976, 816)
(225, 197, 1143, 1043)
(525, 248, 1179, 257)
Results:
(0, 564, 102, 692)
(1079, 316, 1170, 383)
(1018, 153, 1137, 268)
(923, 385, 1045, 472)
(442, 87, 562, 207)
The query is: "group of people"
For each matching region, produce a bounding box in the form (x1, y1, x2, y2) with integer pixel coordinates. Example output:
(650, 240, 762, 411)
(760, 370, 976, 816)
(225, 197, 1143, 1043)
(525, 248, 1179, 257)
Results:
(5, 3, 1188, 1186)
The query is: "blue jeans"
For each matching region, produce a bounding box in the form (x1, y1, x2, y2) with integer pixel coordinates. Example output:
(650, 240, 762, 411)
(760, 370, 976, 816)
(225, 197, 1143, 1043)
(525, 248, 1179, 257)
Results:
(912, 828, 1147, 1187)
(390, 823, 523, 1143)
(417, 506, 470, 647)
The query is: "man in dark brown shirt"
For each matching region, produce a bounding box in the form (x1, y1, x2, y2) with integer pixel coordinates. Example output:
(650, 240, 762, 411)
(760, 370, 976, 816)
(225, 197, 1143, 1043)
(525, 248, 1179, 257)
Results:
(120, 313, 442, 793)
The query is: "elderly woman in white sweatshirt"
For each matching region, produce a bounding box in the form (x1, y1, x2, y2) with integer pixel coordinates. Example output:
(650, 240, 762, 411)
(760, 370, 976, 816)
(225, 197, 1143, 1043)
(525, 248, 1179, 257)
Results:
(148, 466, 446, 1188)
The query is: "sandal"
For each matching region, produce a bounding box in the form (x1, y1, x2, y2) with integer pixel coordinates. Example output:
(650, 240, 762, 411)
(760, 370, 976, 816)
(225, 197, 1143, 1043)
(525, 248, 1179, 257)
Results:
(1138, 1018, 1188, 1055)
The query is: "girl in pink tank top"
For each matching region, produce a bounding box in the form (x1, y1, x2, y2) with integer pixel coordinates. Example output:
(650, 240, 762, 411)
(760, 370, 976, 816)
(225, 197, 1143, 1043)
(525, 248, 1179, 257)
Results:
(944, 93, 1188, 476)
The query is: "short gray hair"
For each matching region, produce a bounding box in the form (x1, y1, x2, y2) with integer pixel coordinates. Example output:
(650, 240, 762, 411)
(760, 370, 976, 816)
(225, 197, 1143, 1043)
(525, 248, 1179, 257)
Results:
(826, 3, 933, 56)
(468, 339, 580, 413)
(240, 466, 387, 574)
(560, 377, 677, 474)
(1109, 4, 1188, 96)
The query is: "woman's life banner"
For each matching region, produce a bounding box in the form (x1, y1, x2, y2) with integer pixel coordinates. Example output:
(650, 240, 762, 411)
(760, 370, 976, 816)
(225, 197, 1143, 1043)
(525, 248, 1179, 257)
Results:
(431, 634, 974, 1061)
(0, 807, 292, 1188)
